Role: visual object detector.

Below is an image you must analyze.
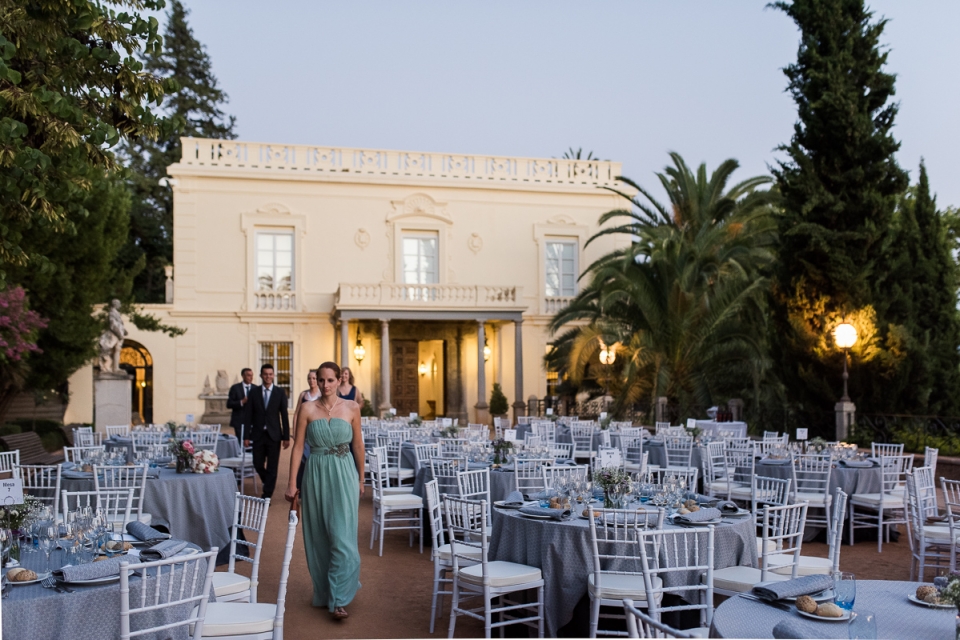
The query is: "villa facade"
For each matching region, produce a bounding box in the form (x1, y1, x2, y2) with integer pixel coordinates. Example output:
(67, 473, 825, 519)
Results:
(65, 138, 627, 426)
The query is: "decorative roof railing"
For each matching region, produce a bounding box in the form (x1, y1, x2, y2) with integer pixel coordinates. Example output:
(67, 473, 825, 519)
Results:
(177, 138, 622, 188)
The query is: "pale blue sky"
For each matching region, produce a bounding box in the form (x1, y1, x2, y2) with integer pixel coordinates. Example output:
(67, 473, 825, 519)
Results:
(175, 1, 960, 205)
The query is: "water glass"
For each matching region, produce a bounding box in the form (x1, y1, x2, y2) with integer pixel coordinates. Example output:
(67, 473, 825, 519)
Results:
(848, 609, 877, 639)
(834, 572, 856, 611)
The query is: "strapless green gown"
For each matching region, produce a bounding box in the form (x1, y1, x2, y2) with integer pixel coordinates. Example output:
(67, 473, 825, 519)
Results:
(301, 418, 361, 610)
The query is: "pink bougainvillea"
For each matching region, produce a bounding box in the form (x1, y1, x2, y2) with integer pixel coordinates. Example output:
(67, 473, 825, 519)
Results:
(0, 287, 47, 362)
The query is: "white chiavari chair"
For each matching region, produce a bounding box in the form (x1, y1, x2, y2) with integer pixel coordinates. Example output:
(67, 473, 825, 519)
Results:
(132, 431, 166, 455)
(119, 548, 218, 640)
(644, 468, 699, 491)
(95, 464, 152, 525)
(369, 448, 423, 556)
(940, 477, 960, 573)
(907, 471, 952, 580)
(196, 423, 222, 436)
(414, 443, 441, 471)
(849, 454, 910, 552)
(571, 425, 596, 463)
(542, 464, 588, 490)
(105, 425, 131, 438)
(871, 442, 905, 458)
(386, 438, 415, 489)
(431, 458, 465, 498)
(445, 496, 544, 638)
(549, 442, 574, 460)
(514, 458, 551, 497)
(791, 454, 833, 533)
(622, 598, 695, 639)
(925, 446, 939, 485)
(219, 424, 259, 496)
(0, 450, 20, 479)
(62, 488, 133, 528)
(189, 510, 298, 639)
(457, 468, 491, 505)
(771, 490, 847, 576)
(654, 422, 671, 435)
(62, 445, 106, 463)
(663, 435, 694, 471)
(702, 441, 728, 498)
(213, 493, 270, 603)
(440, 438, 468, 459)
(21, 463, 61, 516)
(190, 430, 219, 452)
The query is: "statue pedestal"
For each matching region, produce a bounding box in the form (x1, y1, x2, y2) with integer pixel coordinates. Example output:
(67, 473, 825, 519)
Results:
(95, 372, 132, 431)
(199, 393, 231, 428)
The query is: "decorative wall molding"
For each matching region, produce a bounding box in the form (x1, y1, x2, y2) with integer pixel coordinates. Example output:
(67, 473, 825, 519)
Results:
(468, 232, 483, 254)
(355, 228, 371, 250)
(388, 193, 451, 223)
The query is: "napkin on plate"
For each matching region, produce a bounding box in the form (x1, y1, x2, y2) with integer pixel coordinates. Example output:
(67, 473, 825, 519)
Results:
(716, 501, 740, 514)
(673, 507, 721, 525)
(138, 539, 188, 561)
(839, 459, 873, 468)
(683, 492, 716, 505)
(771, 619, 834, 639)
(753, 574, 833, 601)
(501, 490, 525, 507)
(518, 505, 571, 521)
(54, 556, 125, 583)
(126, 521, 171, 542)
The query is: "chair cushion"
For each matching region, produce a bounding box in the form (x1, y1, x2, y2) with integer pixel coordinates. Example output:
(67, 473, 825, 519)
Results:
(850, 493, 904, 508)
(383, 486, 415, 495)
(706, 481, 744, 494)
(388, 468, 415, 480)
(921, 524, 960, 543)
(437, 543, 482, 562)
(380, 494, 423, 508)
(191, 602, 276, 636)
(212, 571, 250, 597)
(218, 457, 244, 467)
(794, 491, 829, 506)
(458, 561, 542, 588)
(588, 572, 661, 601)
(729, 486, 753, 500)
(767, 554, 832, 576)
(713, 566, 789, 593)
(756, 537, 776, 556)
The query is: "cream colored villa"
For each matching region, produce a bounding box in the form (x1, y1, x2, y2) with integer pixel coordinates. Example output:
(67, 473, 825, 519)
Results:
(65, 138, 627, 426)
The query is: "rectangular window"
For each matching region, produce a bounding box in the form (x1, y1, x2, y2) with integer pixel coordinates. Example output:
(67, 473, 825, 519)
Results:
(259, 342, 293, 401)
(256, 232, 294, 291)
(402, 232, 439, 284)
(545, 240, 578, 296)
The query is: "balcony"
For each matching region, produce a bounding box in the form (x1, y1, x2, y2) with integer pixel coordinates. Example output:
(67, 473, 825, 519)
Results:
(253, 291, 297, 311)
(336, 283, 524, 311)
(543, 296, 574, 315)
(176, 138, 622, 189)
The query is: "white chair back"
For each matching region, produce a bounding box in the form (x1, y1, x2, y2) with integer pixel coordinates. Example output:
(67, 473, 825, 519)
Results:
(63, 445, 106, 463)
(21, 463, 61, 516)
(62, 488, 133, 527)
(645, 467, 699, 490)
(430, 457, 464, 497)
(414, 443, 441, 470)
(550, 442, 574, 460)
(425, 479, 446, 552)
(623, 598, 695, 639)
(226, 492, 271, 602)
(105, 425, 130, 438)
(637, 525, 715, 629)
(457, 468, 491, 504)
(513, 458, 551, 496)
(118, 548, 218, 639)
(190, 430, 219, 452)
(196, 423, 221, 435)
(871, 442, 904, 458)
(95, 464, 149, 522)
(663, 435, 693, 469)
(74, 429, 102, 447)
(0, 450, 20, 478)
(758, 502, 809, 581)
(826, 490, 848, 573)
(925, 447, 939, 482)
(542, 464, 588, 489)
(132, 431, 166, 454)
(751, 475, 792, 524)
(269, 509, 300, 637)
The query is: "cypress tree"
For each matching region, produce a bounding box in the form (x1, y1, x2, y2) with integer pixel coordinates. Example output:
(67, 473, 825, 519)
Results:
(771, 0, 909, 413)
(120, 0, 236, 302)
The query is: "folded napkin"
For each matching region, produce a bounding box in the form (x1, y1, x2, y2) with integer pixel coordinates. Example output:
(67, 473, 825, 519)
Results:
(753, 574, 834, 601)
(139, 539, 188, 561)
(839, 458, 873, 468)
(518, 505, 571, 521)
(716, 501, 740, 514)
(55, 556, 125, 583)
(126, 521, 171, 542)
(673, 507, 721, 525)
(771, 619, 834, 640)
(683, 492, 716, 505)
(501, 490, 525, 507)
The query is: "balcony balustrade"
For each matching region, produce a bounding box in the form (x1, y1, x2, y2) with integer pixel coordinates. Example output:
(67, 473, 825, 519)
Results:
(336, 283, 523, 310)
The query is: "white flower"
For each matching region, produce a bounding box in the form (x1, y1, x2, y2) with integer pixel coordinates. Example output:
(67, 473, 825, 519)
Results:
(191, 450, 220, 473)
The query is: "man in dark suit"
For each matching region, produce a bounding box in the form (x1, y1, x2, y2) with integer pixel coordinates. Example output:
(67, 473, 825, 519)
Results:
(226, 368, 254, 441)
(249, 363, 290, 499)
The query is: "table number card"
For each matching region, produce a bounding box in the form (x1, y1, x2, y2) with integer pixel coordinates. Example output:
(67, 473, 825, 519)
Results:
(1, 478, 24, 505)
(390, 408, 397, 415)
(598, 448, 622, 468)
(185, 414, 195, 423)
(686, 418, 697, 429)
(796, 428, 808, 441)
(546, 408, 554, 416)
(599, 412, 607, 420)
(504, 429, 518, 443)
(409, 413, 418, 419)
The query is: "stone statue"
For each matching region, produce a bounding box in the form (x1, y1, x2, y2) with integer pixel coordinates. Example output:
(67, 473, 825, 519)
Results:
(215, 370, 230, 393)
(98, 299, 127, 373)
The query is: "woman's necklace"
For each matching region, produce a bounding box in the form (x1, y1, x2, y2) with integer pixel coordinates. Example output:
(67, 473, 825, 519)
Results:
(319, 396, 340, 414)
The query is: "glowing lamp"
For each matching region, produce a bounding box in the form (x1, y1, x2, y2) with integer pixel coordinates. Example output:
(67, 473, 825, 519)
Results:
(833, 323, 858, 350)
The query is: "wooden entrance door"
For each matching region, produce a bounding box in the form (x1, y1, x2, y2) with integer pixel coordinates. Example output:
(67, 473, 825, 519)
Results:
(391, 340, 419, 416)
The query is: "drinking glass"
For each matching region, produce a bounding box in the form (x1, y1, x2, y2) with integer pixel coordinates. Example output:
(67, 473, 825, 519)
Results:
(833, 572, 856, 611)
(848, 609, 877, 639)
(0, 528, 11, 567)
(40, 526, 57, 572)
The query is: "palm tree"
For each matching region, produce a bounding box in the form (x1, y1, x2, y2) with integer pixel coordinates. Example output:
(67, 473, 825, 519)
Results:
(549, 152, 777, 418)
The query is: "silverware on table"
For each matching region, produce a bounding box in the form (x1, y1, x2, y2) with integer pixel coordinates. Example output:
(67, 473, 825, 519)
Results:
(40, 575, 65, 593)
(737, 592, 793, 611)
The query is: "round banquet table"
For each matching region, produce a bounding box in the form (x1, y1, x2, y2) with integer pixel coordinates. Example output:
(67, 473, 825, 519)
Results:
(411, 464, 515, 502)
(709, 580, 955, 638)
(2, 544, 212, 640)
(105, 434, 241, 463)
(490, 507, 759, 637)
(646, 441, 706, 472)
(753, 459, 883, 499)
(57, 467, 236, 553)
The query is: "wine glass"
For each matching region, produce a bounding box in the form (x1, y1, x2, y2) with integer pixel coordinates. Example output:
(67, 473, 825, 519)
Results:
(39, 526, 57, 572)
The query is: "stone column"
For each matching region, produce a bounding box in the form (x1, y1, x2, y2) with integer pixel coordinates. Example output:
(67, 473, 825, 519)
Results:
(474, 320, 489, 423)
(655, 396, 669, 424)
(340, 319, 350, 368)
(835, 400, 856, 441)
(728, 398, 744, 422)
(512, 319, 525, 422)
(379, 319, 391, 412)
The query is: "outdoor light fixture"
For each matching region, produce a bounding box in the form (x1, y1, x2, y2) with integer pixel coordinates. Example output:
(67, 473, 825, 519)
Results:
(353, 327, 366, 363)
(483, 336, 491, 362)
(599, 340, 616, 365)
(833, 322, 858, 402)
(419, 361, 428, 377)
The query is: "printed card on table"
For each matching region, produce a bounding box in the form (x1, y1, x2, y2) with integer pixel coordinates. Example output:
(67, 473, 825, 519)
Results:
(686, 418, 697, 429)
(796, 428, 808, 441)
(504, 429, 518, 442)
(598, 448, 622, 468)
(1, 478, 24, 505)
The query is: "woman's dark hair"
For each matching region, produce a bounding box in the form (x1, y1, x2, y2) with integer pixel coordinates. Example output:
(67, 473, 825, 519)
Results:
(317, 361, 341, 379)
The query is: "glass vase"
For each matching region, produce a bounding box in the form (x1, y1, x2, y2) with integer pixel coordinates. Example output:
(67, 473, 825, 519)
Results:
(176, 457, 188, 474)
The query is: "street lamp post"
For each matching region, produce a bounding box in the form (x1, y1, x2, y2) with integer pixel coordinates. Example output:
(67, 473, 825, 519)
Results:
(598, 341, 616, 407)
(832, 323, 858, 441)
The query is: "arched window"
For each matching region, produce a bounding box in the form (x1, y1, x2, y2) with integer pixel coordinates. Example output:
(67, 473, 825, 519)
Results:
(120, 340, 153, 424)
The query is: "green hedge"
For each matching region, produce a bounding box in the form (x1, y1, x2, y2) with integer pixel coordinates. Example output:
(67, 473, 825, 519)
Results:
(1, 418, 69, 452)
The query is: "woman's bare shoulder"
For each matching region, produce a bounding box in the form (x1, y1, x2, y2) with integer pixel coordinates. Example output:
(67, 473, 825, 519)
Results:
(299, 400, 322, 420)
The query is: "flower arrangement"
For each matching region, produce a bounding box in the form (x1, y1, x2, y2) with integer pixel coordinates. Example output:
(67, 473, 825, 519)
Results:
(0, 496, 43, 531)
(169, 439, 195, 473)
(440, 425, 460, 438)
(192, 449, 219, 473)
(599, 416, 612, 430)
(491, 437, 514, 466)
(595, 467, 632, 508)
(408, 416, 423, 427)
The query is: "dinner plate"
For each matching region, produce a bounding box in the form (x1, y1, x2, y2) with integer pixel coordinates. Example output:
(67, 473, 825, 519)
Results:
(63, 574, 122, 586)
(908, 593, 955, 609)
(7, 571, 50, 585)
(493, 501, 527, 510)
(721, 508, 752, 518)
(519, 512, 558, 520)
(797, 608, 854, 622)
(673, 517, 722, 525)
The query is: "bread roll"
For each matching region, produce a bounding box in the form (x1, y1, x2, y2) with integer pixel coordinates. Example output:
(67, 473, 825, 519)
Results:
(816, 603, 844, 618)
(916, 585, 937, 601)
(795, 595, 817, 613)
(7, 568, 38, 582)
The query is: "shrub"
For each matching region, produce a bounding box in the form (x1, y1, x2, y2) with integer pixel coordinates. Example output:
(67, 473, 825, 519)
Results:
(489, 383, 509, 416)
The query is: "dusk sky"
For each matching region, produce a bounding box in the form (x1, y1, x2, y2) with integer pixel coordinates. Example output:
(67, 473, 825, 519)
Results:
(173, 1, 960, 206)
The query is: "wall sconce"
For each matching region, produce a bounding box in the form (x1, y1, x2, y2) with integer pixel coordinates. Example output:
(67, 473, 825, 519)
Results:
(431, 359, 438, 377)
(139, 380, 147, 388)
(483, 336, 491, 362)
(419, 361, 428, 377)
(353, 326, 366, 363)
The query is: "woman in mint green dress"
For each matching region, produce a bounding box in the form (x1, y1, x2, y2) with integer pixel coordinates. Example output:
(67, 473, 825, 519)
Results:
(286, 361, 365, 620)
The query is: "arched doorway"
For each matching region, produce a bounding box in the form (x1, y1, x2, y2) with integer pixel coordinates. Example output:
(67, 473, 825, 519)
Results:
(120, 340, 153, 424)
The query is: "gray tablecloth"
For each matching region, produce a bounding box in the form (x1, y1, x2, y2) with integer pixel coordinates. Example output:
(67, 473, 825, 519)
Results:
(106, 435, 241, 462)
(710, 580, 954, 639)
(753, 460, 882, 498)
(2, 544, 213, 640)
(490, 507, 758, 636)
(411, 465, 515, 502)
(59, 468, 235, 553)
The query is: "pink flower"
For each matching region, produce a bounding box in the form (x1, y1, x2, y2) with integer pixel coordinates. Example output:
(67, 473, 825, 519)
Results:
(182, 441, 194, 454)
